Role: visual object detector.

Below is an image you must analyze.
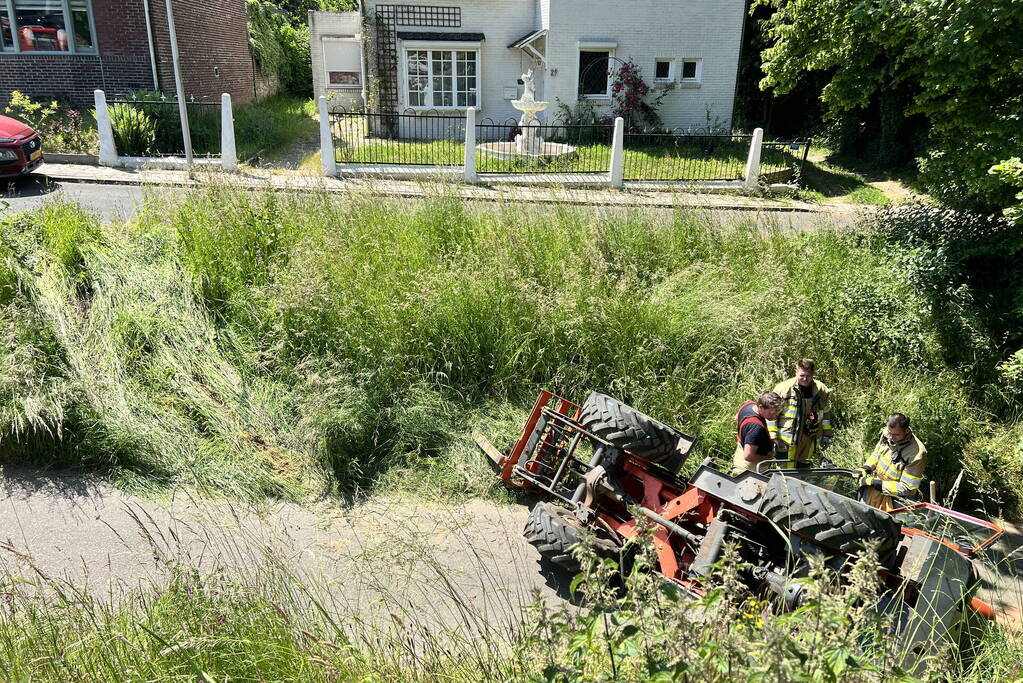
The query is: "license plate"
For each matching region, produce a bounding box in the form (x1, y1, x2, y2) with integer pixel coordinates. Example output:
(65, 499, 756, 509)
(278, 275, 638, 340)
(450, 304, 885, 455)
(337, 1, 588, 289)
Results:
(30, 149, 42, 161)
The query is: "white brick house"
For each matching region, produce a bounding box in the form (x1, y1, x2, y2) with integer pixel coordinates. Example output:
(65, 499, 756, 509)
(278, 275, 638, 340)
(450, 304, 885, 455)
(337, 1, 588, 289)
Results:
(310, 0, 745, 131)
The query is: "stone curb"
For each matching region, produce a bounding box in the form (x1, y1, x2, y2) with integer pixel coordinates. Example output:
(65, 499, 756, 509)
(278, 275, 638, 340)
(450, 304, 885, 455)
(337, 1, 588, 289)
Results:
(36, 164, 834, 213)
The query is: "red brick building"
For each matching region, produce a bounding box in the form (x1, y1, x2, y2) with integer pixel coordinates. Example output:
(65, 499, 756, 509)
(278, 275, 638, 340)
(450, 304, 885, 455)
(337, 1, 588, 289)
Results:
(0, 0, 255, 107)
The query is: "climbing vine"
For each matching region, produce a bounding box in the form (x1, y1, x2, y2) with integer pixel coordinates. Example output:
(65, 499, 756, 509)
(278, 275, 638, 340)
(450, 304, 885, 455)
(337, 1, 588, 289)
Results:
(608, 60, 671, 132)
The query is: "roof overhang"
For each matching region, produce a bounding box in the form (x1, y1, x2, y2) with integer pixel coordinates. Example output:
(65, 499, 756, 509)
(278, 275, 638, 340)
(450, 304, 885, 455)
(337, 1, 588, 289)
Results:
(508, 28, 546, 63)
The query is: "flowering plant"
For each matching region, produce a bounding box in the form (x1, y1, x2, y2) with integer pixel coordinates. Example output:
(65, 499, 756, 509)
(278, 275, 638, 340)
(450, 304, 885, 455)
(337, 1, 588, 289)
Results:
(606, 60, 671, 132)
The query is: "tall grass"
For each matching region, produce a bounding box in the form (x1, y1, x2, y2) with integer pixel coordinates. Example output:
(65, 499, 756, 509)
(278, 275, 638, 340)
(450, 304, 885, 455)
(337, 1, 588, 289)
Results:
(0, 190, 1020, 511)
(0, 506, 1016, 682)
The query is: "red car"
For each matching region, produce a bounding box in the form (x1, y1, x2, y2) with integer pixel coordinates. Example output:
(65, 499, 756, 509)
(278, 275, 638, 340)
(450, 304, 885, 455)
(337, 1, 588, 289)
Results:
(0, 114, 44, 179)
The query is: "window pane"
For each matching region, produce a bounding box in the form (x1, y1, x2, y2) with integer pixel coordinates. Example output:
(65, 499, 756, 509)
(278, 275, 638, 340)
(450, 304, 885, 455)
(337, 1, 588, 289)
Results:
(682, 61, 698, 79)
(14, 0, 69, 52)
(2, 14, 13, 50)
(407, 50, 428, 106)
(655, 61, 670, 79)
(431, 50, 453, 107)
(579, 50, 610, 96)
(70, 0, 93, 51)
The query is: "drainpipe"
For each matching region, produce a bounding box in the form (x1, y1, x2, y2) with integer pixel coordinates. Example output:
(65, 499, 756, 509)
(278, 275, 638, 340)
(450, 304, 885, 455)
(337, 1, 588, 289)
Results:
(142, 0, 160, 89)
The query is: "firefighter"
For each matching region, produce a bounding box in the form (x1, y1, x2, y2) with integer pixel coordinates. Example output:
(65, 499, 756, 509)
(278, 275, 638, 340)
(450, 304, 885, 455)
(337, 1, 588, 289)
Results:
(860, 413, 927, 512)
(769, 359, 833, 468)
(731, 391, 784, 476)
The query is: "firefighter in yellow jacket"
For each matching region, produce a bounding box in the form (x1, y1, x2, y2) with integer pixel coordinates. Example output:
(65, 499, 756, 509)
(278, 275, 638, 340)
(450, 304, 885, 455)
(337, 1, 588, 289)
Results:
(768, 359, 833, 468)
(860, 413, 927, 512)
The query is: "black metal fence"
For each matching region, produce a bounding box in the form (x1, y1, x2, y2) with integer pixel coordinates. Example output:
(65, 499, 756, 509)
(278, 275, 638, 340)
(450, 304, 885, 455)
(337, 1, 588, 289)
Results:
(761, 138, 813, 184)
(622, 132, 752, 181)
(474, 121, 613, 174)
(108, 96, 221, 157)
(331, 110, 465, 166)
(327, 108, 812, 183)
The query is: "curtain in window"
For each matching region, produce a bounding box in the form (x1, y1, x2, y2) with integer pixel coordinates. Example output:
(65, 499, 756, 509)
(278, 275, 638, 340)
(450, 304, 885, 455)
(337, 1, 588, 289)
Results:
(407, 49, 478, 108)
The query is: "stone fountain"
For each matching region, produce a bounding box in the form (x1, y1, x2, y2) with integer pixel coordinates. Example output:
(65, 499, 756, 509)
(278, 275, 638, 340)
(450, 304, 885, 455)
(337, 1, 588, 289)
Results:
(478, 69, 576, 162)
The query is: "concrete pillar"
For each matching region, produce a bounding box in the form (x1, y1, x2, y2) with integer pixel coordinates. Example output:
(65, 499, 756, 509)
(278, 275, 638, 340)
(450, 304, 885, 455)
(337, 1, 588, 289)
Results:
(221, 93, 237, 171)
(318, 95, 337, 177)
(609, 116, 625, 189)
(744, 127, 765, 190)
(94, 90, 118, 167)
(464, 107, 478, 183)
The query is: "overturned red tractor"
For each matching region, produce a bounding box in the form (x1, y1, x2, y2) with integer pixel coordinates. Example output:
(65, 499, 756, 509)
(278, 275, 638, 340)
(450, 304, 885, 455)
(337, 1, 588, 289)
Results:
(475, 391, 1002, 664)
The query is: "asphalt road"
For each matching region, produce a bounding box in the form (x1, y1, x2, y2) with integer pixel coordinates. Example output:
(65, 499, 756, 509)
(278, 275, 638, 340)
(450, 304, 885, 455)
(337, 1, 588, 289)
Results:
(2, 173, 855, 230)
(2, 175, 144, 223)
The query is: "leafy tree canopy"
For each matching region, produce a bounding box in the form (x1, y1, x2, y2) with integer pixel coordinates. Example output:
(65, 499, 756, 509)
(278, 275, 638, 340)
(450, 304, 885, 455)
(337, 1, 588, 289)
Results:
(756, 0, 1023, 212)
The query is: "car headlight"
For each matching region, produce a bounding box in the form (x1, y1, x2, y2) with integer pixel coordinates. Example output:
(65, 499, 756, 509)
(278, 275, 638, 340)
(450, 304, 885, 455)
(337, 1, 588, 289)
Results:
(0, 149, 18, 161)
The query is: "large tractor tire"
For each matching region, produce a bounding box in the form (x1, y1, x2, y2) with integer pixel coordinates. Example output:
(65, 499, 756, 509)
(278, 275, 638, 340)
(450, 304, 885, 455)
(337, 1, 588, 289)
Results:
(759, 475, 901, 557)
(579, 393, 692, 471)
(523, 502, 620, 575)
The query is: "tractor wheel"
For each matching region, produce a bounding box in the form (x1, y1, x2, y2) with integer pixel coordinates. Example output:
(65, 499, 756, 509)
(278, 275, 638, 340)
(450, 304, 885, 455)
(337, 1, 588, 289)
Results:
(578, 392, 685, 467)
(523, 502, 620, 575)
(759, 475, 901, 558)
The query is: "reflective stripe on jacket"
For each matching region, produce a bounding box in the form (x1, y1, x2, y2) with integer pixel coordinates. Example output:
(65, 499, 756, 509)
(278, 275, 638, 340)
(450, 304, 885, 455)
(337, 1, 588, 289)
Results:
(863, 428, 927, 499)
(767, 377, 832, 447)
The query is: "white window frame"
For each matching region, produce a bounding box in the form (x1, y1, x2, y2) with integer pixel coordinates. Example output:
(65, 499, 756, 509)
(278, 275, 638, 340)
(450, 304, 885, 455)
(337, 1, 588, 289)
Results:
(653, 58, 675, 83)
(577, 44, 615, 100)
(322, 35, 363, 90)
(680, 58, 703, 87)
(401, 40, 481, 111)
(1, 0, 98, 54)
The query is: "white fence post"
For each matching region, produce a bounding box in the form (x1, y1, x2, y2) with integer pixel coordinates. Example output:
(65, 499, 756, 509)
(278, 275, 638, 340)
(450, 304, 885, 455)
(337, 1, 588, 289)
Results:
(318, 95, 337, 177)
(609, 117, 625, 189)
(464, 107, 478, 183)
(94, 90, 118, 167)
(221, 93, 237, 171)
(744, 127, 764, 190)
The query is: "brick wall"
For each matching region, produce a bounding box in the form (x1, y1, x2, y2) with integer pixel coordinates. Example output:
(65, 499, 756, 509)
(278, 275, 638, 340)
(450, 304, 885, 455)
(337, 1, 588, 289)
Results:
(0, 0, 154, 107)
(148, 0, 256, 105)
(0, 0, 254, 108)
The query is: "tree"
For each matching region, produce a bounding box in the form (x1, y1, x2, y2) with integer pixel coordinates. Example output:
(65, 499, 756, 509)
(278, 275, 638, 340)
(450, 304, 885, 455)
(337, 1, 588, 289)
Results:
(273, 0, 357, 26)
(756, 0, 1023, 213)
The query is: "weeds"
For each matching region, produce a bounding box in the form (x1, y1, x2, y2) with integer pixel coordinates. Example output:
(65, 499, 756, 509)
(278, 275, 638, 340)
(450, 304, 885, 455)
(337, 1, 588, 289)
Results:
(0, 189, 1020, 512)
(0, 500, 1014, 682)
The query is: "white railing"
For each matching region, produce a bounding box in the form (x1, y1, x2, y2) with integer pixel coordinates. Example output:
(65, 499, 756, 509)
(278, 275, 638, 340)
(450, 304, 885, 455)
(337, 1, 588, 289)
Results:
(95, 89, 239, 171)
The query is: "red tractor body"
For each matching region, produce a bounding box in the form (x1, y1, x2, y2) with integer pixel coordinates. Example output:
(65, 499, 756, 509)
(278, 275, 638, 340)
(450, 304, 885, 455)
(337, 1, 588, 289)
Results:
(476, 390, 1003, 665)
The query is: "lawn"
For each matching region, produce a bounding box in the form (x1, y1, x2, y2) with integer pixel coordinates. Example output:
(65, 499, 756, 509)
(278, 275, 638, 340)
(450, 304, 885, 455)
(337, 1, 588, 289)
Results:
(334, 133, 801, 181)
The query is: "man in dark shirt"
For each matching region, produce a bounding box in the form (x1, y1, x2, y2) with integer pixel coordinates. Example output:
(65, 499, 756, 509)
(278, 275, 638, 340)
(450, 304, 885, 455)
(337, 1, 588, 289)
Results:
(731, 391, 784, 475)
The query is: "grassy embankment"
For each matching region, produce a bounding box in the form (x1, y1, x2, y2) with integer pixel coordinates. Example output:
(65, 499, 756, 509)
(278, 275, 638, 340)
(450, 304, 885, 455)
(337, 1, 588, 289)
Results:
(1, 192, 1020, 514)
(1, 192, 1022, 679)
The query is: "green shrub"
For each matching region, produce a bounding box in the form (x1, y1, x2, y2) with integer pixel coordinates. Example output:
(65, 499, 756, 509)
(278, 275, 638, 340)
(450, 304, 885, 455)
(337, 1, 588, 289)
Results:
(108, 102, 156, 156)
(4, 90, 99, 154)
(990, 158, 1023, 224)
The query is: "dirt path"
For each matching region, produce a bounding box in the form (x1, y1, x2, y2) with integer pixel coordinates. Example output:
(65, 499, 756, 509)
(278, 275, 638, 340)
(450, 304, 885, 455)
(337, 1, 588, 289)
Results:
(0, 467, 563, 637)
(2, 465, 1021, 634)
